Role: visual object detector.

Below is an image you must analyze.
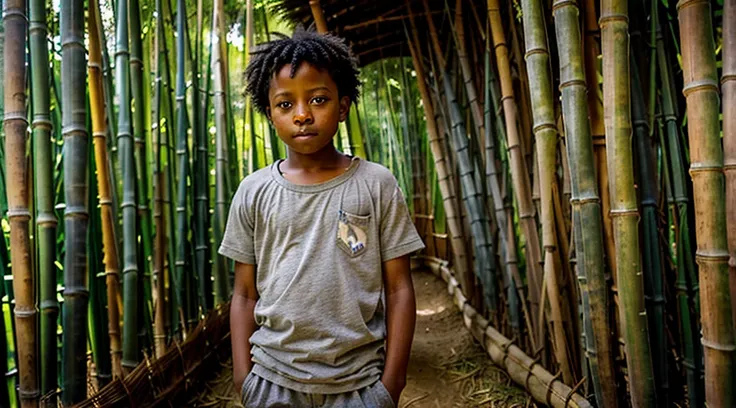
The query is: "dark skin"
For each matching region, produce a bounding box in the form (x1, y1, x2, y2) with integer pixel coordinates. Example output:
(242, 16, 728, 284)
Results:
(230, 62, 416, 405)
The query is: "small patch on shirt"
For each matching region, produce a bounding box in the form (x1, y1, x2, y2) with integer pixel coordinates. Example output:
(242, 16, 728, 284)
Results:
(337, 210, 369, 256)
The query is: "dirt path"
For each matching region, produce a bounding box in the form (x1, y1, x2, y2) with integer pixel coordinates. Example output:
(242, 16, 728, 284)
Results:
(188, 270, 531, 407)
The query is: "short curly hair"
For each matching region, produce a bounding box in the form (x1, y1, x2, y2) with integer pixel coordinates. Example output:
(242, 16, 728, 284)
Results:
(245, 27, 361, 115)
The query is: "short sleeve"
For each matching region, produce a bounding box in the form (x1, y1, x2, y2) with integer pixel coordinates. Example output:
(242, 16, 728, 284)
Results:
(218, 185, 256, 264)
(379, 185, 426, 262)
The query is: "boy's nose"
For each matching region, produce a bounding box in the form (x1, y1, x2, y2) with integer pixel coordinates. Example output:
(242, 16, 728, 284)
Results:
(293, 108, 313, 126)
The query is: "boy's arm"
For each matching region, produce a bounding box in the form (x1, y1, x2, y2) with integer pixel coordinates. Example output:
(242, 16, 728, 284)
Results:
(231, 261, 259, 390)
(381, 254, 416, 404)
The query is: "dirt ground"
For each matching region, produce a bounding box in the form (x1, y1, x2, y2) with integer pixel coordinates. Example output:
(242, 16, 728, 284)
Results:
(188, 270, 531, 407)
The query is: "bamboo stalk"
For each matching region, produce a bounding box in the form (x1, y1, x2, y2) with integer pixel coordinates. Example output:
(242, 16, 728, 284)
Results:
(309, 0, 328, 32)
(552, 1, 618, 406)
(152, 0, 167, 358)
(403, 3, 474, 302)
(677, 1, 736, 405)
(61, 0, 90, 402)
(520, 0, 575, 385)
(116, 0, 141, 372)
(3, 0, 38, 405)
(89, 0, 124, 378)
(175, 0, 192, 329)
(129, 0, 154, 315)
(486, 0, 544, 342)
(421, 0, 498, 313)
(631, 55, 669, 403)
(212, 0, 231, 304)
(29, 0, 57, 400)
(655, 10, 703, 405)
(723, 0, 736, 331)
(600, 1, 656, 404)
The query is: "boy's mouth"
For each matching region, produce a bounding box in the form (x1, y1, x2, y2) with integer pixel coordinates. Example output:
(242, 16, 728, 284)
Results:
(294, 130, 318, 139)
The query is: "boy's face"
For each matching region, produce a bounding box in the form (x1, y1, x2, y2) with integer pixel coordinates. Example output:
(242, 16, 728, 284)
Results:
(267, 62, 350, 155)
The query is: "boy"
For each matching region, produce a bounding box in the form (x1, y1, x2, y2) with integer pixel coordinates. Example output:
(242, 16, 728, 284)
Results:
(219, 28, 425, 408)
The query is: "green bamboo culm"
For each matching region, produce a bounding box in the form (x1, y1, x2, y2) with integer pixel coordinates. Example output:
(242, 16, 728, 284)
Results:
(552, 0, 618, 406)
(115, 0, 140, 372)
(600, 1, 657, 405)
(655, 8, 703, 405)
(175, 0, 193, 327)
(520, 0, 575, 385)
(212, 0, 231, 304)
(129, 0, 153, 324)
(3, 0, 39, 405)
(29, 0, 58, 400)
(60, 0, 90, 402)
(677, 1, 736, 406)
(631, 55, 668, 403)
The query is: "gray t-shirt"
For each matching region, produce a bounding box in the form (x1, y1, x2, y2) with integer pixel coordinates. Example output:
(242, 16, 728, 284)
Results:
(218, 156, 425, 394)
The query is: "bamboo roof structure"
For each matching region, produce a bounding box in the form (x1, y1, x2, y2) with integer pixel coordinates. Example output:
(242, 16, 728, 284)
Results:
(270, 0, 457, 65)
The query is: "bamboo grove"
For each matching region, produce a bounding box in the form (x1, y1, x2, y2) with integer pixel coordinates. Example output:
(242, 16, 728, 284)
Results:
(0, 0, 734, 407)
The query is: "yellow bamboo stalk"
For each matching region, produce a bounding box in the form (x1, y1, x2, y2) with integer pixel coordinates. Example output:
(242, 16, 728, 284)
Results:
(677, 1, 736, 405)
(89, 0, 124, 379)
(309, 0, 328, 33)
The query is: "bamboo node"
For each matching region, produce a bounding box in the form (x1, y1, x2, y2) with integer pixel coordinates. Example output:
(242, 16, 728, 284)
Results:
(721, 74, 736, 84)
(682, 78, 719, 97)
(701, 338, 736, 352)
(35, 212, 58, 226)
(2, 8, 28, 21)
(694, 251, 730, 263)
(6, 208, 31, 219)
(598, 14, 629, 27)
(608, 208, 639, 218)
(62, 287, 90, 299)
(676, 0, 710, 12)
(688, 163, 724, 176)
(532, 123, 557, 133)
(28, 21, 48, 34)
(4, 111, 29, 123)
(62, 124, 88, 135)
(558, 79, 586, 90)
(551, 0, 579, 13)
(524, 47, 549, 60)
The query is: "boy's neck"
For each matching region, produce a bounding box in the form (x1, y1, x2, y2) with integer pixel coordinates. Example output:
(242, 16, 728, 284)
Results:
(283, 143, 350, 172)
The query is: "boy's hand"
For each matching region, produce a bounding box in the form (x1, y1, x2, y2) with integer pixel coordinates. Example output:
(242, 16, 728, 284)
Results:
(380, 375, 406, 404)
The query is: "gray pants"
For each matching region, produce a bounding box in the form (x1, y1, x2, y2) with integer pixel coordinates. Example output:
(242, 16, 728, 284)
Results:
(240, 372, 396, 408)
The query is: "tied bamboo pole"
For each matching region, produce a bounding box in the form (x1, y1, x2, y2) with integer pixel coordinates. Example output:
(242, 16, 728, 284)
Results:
(723, 0, 736, 329)
(677, 1, 736, 405)
(552, 1, 618, 406)
(520, 0, 574, 385)
(3, 0, 39, 405)
(486, 0, 544, 342)
(89, 0, 124, 377)
(599, 1, 656, 405)
(29, 0, 58, 399)
(61, 0, 90, 402)
(402, 1, 474, 299)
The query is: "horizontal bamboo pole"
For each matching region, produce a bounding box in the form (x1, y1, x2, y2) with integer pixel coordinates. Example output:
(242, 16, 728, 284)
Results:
(412, 256, 592, 408)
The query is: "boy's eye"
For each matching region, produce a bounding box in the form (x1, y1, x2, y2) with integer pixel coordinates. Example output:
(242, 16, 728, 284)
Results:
(311, 96, 328, 105)
(276, 101, 292, 109)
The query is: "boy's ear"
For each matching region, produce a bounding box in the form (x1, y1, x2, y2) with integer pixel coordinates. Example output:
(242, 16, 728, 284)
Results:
(265, 106, 272, 121)
(338, 96, 350, 122)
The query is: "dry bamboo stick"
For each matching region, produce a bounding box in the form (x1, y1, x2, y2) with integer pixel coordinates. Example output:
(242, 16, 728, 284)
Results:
(723, 0, 736, 330)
